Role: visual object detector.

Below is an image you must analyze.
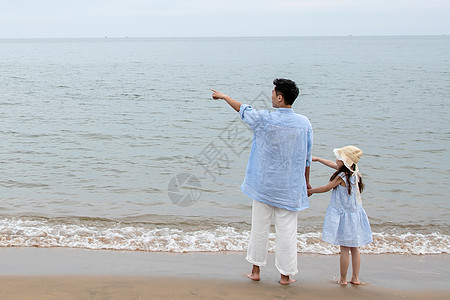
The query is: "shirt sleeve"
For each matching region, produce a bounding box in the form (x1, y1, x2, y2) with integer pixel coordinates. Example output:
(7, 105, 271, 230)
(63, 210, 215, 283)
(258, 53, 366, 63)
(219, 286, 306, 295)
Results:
(239, 104, 261, 130)
(338, 172, 348, 185)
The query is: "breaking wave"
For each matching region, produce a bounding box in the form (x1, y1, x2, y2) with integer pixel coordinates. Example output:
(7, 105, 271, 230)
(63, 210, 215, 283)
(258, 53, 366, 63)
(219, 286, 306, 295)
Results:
(0, 217, 448, 255)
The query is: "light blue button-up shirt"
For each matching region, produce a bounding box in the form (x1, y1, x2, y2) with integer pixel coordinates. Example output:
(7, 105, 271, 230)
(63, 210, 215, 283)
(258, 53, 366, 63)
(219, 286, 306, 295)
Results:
(239, 104, 313, 211)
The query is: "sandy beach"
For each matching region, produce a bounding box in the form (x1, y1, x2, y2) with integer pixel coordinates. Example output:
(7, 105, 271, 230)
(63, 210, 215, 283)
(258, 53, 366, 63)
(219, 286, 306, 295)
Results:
(0, 248, 448, 299)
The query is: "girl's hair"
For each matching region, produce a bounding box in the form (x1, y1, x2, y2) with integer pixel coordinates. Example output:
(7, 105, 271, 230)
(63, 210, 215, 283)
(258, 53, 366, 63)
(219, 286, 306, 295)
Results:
(330, 163, 365, 195)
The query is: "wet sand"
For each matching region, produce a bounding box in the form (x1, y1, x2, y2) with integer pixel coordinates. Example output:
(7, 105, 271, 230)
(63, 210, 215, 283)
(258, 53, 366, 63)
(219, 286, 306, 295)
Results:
(0, 248, 448, 299)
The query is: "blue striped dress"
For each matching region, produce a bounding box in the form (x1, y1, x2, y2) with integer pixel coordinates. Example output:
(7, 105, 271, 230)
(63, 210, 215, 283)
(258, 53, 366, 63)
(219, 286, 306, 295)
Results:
(322, 172, 373, 247)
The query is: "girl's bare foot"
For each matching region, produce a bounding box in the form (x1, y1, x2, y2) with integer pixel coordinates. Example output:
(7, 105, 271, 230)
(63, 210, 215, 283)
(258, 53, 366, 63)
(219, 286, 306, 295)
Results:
(338, 280, 348, 286)
(349, 276, 360, 285)
(279, 274, 296, 285)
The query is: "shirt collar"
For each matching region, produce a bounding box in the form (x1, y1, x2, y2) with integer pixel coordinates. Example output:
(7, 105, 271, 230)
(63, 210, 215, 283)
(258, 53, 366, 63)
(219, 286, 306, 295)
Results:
(276, 107, 295, 113)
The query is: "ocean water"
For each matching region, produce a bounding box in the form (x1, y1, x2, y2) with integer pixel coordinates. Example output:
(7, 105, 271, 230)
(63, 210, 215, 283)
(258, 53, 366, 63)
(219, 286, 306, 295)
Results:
(1, 36, 449, 255)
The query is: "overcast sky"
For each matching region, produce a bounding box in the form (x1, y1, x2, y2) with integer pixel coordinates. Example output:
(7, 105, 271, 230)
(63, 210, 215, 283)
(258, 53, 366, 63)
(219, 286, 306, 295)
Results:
(1, 0, 449, 38)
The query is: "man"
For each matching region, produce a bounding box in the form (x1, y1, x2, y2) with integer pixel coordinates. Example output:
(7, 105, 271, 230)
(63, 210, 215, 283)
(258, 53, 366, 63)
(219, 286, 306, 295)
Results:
(211, 78, 313, 284)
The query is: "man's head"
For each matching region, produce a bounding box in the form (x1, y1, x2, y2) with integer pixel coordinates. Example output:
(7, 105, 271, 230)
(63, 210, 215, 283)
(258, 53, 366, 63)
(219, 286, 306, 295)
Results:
(272, 78, 299, 107)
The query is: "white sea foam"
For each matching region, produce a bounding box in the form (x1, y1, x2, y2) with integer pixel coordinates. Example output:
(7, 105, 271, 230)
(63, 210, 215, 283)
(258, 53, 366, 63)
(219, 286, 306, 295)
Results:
(366, 232, 450, 255)
(0, 218, 448, 255)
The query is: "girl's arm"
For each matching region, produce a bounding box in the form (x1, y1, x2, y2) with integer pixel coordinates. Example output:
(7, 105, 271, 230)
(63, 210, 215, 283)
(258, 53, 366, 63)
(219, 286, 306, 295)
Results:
(312, 156, 338, 170)
(308, 176, 343, 196)
(211, 89, 242, 112)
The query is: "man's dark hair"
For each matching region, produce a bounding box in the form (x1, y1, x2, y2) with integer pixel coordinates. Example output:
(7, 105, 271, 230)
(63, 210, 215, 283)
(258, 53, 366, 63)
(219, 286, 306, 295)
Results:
(273, 78, 299, 105)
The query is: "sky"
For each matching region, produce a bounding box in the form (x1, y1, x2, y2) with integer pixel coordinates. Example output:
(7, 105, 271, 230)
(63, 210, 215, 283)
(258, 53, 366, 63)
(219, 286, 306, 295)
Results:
(0, 0, 449, 38)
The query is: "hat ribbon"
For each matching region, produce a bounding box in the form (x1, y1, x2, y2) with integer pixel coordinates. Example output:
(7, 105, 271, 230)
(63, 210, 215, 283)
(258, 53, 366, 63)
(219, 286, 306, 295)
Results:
(352, 166, 362, 205)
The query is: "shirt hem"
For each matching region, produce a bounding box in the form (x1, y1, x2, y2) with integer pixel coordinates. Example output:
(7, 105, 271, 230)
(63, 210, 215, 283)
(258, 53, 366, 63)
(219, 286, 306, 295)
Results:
(241, 184, 309, 212)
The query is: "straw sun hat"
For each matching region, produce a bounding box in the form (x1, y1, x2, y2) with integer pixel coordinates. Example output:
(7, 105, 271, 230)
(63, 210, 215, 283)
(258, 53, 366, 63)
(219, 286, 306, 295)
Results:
(333, 145, 363, 171)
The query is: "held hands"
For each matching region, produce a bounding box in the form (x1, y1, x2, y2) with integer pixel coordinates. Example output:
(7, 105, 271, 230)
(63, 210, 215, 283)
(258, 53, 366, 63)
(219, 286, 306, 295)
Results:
(307, 181, 313, 197)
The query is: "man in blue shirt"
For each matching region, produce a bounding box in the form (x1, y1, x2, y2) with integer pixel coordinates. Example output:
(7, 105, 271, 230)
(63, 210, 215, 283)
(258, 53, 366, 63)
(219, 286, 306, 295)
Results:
(211, 78, 313, 285)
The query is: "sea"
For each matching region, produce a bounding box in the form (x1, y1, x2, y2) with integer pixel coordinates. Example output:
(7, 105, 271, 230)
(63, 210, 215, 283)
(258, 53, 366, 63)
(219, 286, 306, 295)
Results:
(1, 36, 449, 255)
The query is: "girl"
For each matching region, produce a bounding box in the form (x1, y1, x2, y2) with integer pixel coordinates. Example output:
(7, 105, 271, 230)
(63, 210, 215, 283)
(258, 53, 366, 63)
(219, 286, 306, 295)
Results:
(308, 146, 372, 286)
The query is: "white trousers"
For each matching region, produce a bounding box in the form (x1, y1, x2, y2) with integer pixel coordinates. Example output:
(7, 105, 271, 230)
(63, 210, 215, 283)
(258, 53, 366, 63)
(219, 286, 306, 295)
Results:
(246, 200, 299, 276)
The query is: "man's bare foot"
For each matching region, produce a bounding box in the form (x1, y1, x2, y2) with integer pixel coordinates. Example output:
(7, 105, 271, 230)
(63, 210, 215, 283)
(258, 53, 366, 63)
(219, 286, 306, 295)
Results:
(246, 273, 260, 281)
(247, 265, 260, 281)
(279, 274, 296, 285)
(349, 280, 360, 285)
(337, 280, 348, 286)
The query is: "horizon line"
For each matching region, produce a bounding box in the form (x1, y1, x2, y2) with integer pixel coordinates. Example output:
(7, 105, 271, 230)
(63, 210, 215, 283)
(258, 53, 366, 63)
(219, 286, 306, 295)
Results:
(0, 34, 448, 40)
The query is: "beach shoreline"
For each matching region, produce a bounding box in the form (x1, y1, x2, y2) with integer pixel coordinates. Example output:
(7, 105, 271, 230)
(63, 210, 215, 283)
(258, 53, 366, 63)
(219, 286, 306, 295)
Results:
(0, 247, 448, 299)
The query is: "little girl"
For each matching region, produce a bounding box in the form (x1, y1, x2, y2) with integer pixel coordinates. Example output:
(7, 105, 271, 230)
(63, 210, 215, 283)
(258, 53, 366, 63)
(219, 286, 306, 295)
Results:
(308, 145, 372, 286)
